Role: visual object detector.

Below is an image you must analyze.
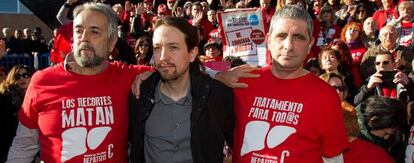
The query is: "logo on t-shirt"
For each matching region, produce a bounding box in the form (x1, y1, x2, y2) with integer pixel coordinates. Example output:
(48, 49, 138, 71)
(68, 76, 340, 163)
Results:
(240, 96, 303, 162)
(61, 96, 115, 162)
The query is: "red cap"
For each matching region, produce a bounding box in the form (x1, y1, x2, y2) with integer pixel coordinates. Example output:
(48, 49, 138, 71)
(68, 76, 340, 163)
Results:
(157, 4, 168, 14)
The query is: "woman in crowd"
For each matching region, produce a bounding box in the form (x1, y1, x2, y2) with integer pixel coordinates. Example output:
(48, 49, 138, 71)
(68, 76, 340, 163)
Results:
(134, 35, 153, 66)
(0, 65, 33, 162)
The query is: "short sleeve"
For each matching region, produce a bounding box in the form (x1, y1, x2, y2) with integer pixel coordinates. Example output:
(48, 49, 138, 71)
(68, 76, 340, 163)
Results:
(18, 72, 40, 129)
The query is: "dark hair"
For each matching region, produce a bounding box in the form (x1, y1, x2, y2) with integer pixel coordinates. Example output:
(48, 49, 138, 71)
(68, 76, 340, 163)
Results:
(376, 52, 395, 63)
(134, 35, 153, 65)
(153, 16, 202, 75)
(360, 96, 406, 130)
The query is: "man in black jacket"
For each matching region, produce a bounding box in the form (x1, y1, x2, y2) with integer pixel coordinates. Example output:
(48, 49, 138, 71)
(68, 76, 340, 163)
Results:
(129, 16, 234, 163)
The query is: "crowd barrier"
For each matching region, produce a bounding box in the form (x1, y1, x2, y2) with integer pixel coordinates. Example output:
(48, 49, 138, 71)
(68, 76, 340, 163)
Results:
(0, 53, 50, 72)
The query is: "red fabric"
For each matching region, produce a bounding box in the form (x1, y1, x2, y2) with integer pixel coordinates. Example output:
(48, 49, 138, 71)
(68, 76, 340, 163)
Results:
(382, 88, 397, 98)
(344, 138, 393, 163)
(399, 21, 413, 46)
(349, 44, 366, 87)
(188, 18, 214, 41)
(315, 24, 341, 48)
(308, 20, 322, 61)
(372, 7, 398, 30)
(19, 62, 152, 162)
(50, 22, 73, 64)
(232, 66, 349, 163)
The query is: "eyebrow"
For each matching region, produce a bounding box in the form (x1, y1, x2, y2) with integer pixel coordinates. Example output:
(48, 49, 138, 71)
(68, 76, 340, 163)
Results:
(74, 25, 102, 31)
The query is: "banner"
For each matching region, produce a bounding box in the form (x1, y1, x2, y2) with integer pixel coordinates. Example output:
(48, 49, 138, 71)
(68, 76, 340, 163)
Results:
(218, 8, 268, 66)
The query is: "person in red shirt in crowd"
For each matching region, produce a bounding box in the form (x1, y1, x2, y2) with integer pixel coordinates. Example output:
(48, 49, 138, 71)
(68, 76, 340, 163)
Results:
(387, 0, 414, 47)
(354, 52, 413, 105)
(6, 3, 153, 162)
(166, 0, 175, 11)
(188, 1, 214, 42)
(341, 98, 394, 163)
(201, 38, 223, 62)
(315, 6, 341, 49)
(232, 5, 349, 163)
(341, 22, 366, 87)
(372, 0, 398, 30)
(261, 0, 275, 27)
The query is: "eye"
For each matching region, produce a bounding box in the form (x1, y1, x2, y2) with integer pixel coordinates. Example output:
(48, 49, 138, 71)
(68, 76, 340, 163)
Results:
(293, 35, 306, 40)
(153, 46, 161, 53)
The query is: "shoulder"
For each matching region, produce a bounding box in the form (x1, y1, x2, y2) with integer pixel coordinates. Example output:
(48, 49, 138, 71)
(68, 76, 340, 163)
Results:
(31, 63, 64, 83)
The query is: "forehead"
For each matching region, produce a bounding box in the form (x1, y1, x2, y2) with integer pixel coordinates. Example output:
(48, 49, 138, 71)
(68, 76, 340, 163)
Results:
(375, 54, 392, 61)
(74, 10, 108, 29)
(192, 5, 202, 10)
(272, 18, 309, 36)
(153, 25, 186, 44)
(380, 27, 395, 35)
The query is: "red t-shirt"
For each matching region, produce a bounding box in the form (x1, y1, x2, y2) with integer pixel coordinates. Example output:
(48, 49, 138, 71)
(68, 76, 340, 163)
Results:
(344, 138, 393, 163)
(232, 66, 349, 163)
(19, 62, 151, 163)
(399, 22, 413, 46)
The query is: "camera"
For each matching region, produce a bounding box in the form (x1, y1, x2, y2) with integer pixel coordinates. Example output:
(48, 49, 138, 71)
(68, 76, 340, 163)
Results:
(379, 70, 398, 88)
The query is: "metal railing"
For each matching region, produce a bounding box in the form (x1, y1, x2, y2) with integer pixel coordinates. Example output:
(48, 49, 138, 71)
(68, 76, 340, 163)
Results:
(0, 53, 50, 72)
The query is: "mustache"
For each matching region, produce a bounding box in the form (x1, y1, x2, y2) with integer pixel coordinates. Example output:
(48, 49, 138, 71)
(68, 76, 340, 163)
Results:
(156, 61, 175, 68)
(78, 43, 95, 52)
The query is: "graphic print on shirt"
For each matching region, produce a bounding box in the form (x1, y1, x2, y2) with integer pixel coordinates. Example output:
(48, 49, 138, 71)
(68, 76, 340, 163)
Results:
(241, 96, 303, 163)
(61, 96, 114, 162)
(405, 125, 414, 162)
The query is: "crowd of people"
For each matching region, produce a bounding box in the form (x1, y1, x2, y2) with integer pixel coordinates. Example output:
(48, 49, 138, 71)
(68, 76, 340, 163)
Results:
(0, 0, 414, 162)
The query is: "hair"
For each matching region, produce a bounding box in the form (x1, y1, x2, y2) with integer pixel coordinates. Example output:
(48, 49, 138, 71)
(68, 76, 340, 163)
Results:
(328, 39, 352, 72)
(360, 96, 406, 130)
(399, 1, 414, 12)
(376, 52, 395, 63)
(0, 65, 32, 94)
(340, 22, 363, 42)
(319, 72, 348, 99)
(269, 5, 313, 39)
(134, 35, 153, 65)
(352, 3, 368, 23)
(153, 16, 202, 75)
(73, 2, 119, 42)
(342, 101, 360, 137)
(318, 46, 343, 72)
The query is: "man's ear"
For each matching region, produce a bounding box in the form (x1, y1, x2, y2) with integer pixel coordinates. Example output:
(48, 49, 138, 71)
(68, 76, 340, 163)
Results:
(109, 36, 118, 52)
(189, 46, 199, 62)
(307, 37, 315, 55)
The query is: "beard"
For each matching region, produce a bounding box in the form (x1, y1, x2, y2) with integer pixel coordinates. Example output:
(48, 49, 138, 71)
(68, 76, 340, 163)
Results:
(157, 62, 188, 81)
(74, 43, 104, 68)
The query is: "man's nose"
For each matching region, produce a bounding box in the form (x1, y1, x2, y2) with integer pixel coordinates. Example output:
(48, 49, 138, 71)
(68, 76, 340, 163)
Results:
(283, 36, 293, 51)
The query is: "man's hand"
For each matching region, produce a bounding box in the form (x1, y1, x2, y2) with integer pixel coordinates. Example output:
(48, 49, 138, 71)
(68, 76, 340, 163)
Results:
(135, 3, 145, 15)
(215, 64, 260, 88)
(394, 71, 409, 85)
(192, 12, 203, 26)
(0, 40, 5, 58)
(367, 71, 382, 90)
(131, 71, 153, 99)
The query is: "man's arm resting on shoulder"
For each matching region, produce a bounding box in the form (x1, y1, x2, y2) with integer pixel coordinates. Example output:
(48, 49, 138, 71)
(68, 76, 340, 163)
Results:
(6, 122, 39, 163)
(207, 64, 260, 88)
(322, 154, 344, 163)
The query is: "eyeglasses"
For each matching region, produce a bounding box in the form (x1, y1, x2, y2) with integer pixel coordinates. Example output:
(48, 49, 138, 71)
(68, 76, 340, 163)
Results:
(139, 44, 149, 48)
(375, 61, 390, 66)
(332, 85, 345, 92)
(14, 72, 31, 80)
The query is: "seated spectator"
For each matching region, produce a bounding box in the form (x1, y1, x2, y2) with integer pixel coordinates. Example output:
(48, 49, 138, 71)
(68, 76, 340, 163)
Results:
(354, 53, 413, 105)
(341, 100, 393, 163)
(360, 25, 413, 81)
(207, 9, 218, 28)
(387, 1, 414, 47)
(2, 27, 21, 54)
(362, 17, 379, 49)
(318, 48, 358, 102)
(341, 22, 366, 66)
(372, 0, 398, 30)
(335, 0, 357, 27)
(0, 65, 33, 163)
(134, 35, 153, 66)
(315, 6, 340, 48)
(189, 2, 214, 42)
(319, 72, 349, 102)
(200, 38, 231, 71)
(356, 96, 407, 161)
(351, 3, 369, 24)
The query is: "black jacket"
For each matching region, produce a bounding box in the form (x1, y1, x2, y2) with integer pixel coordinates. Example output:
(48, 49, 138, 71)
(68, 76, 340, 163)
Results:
(128, 71, 234, 163)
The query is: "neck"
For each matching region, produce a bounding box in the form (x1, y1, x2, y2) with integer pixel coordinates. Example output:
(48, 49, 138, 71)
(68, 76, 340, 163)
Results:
(382, 44, 396, 51)
(160, 72, 191, 102)
(271, 63, 308, 79)
(348, 136, 357, 142)
(325, 69, 339, 74)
